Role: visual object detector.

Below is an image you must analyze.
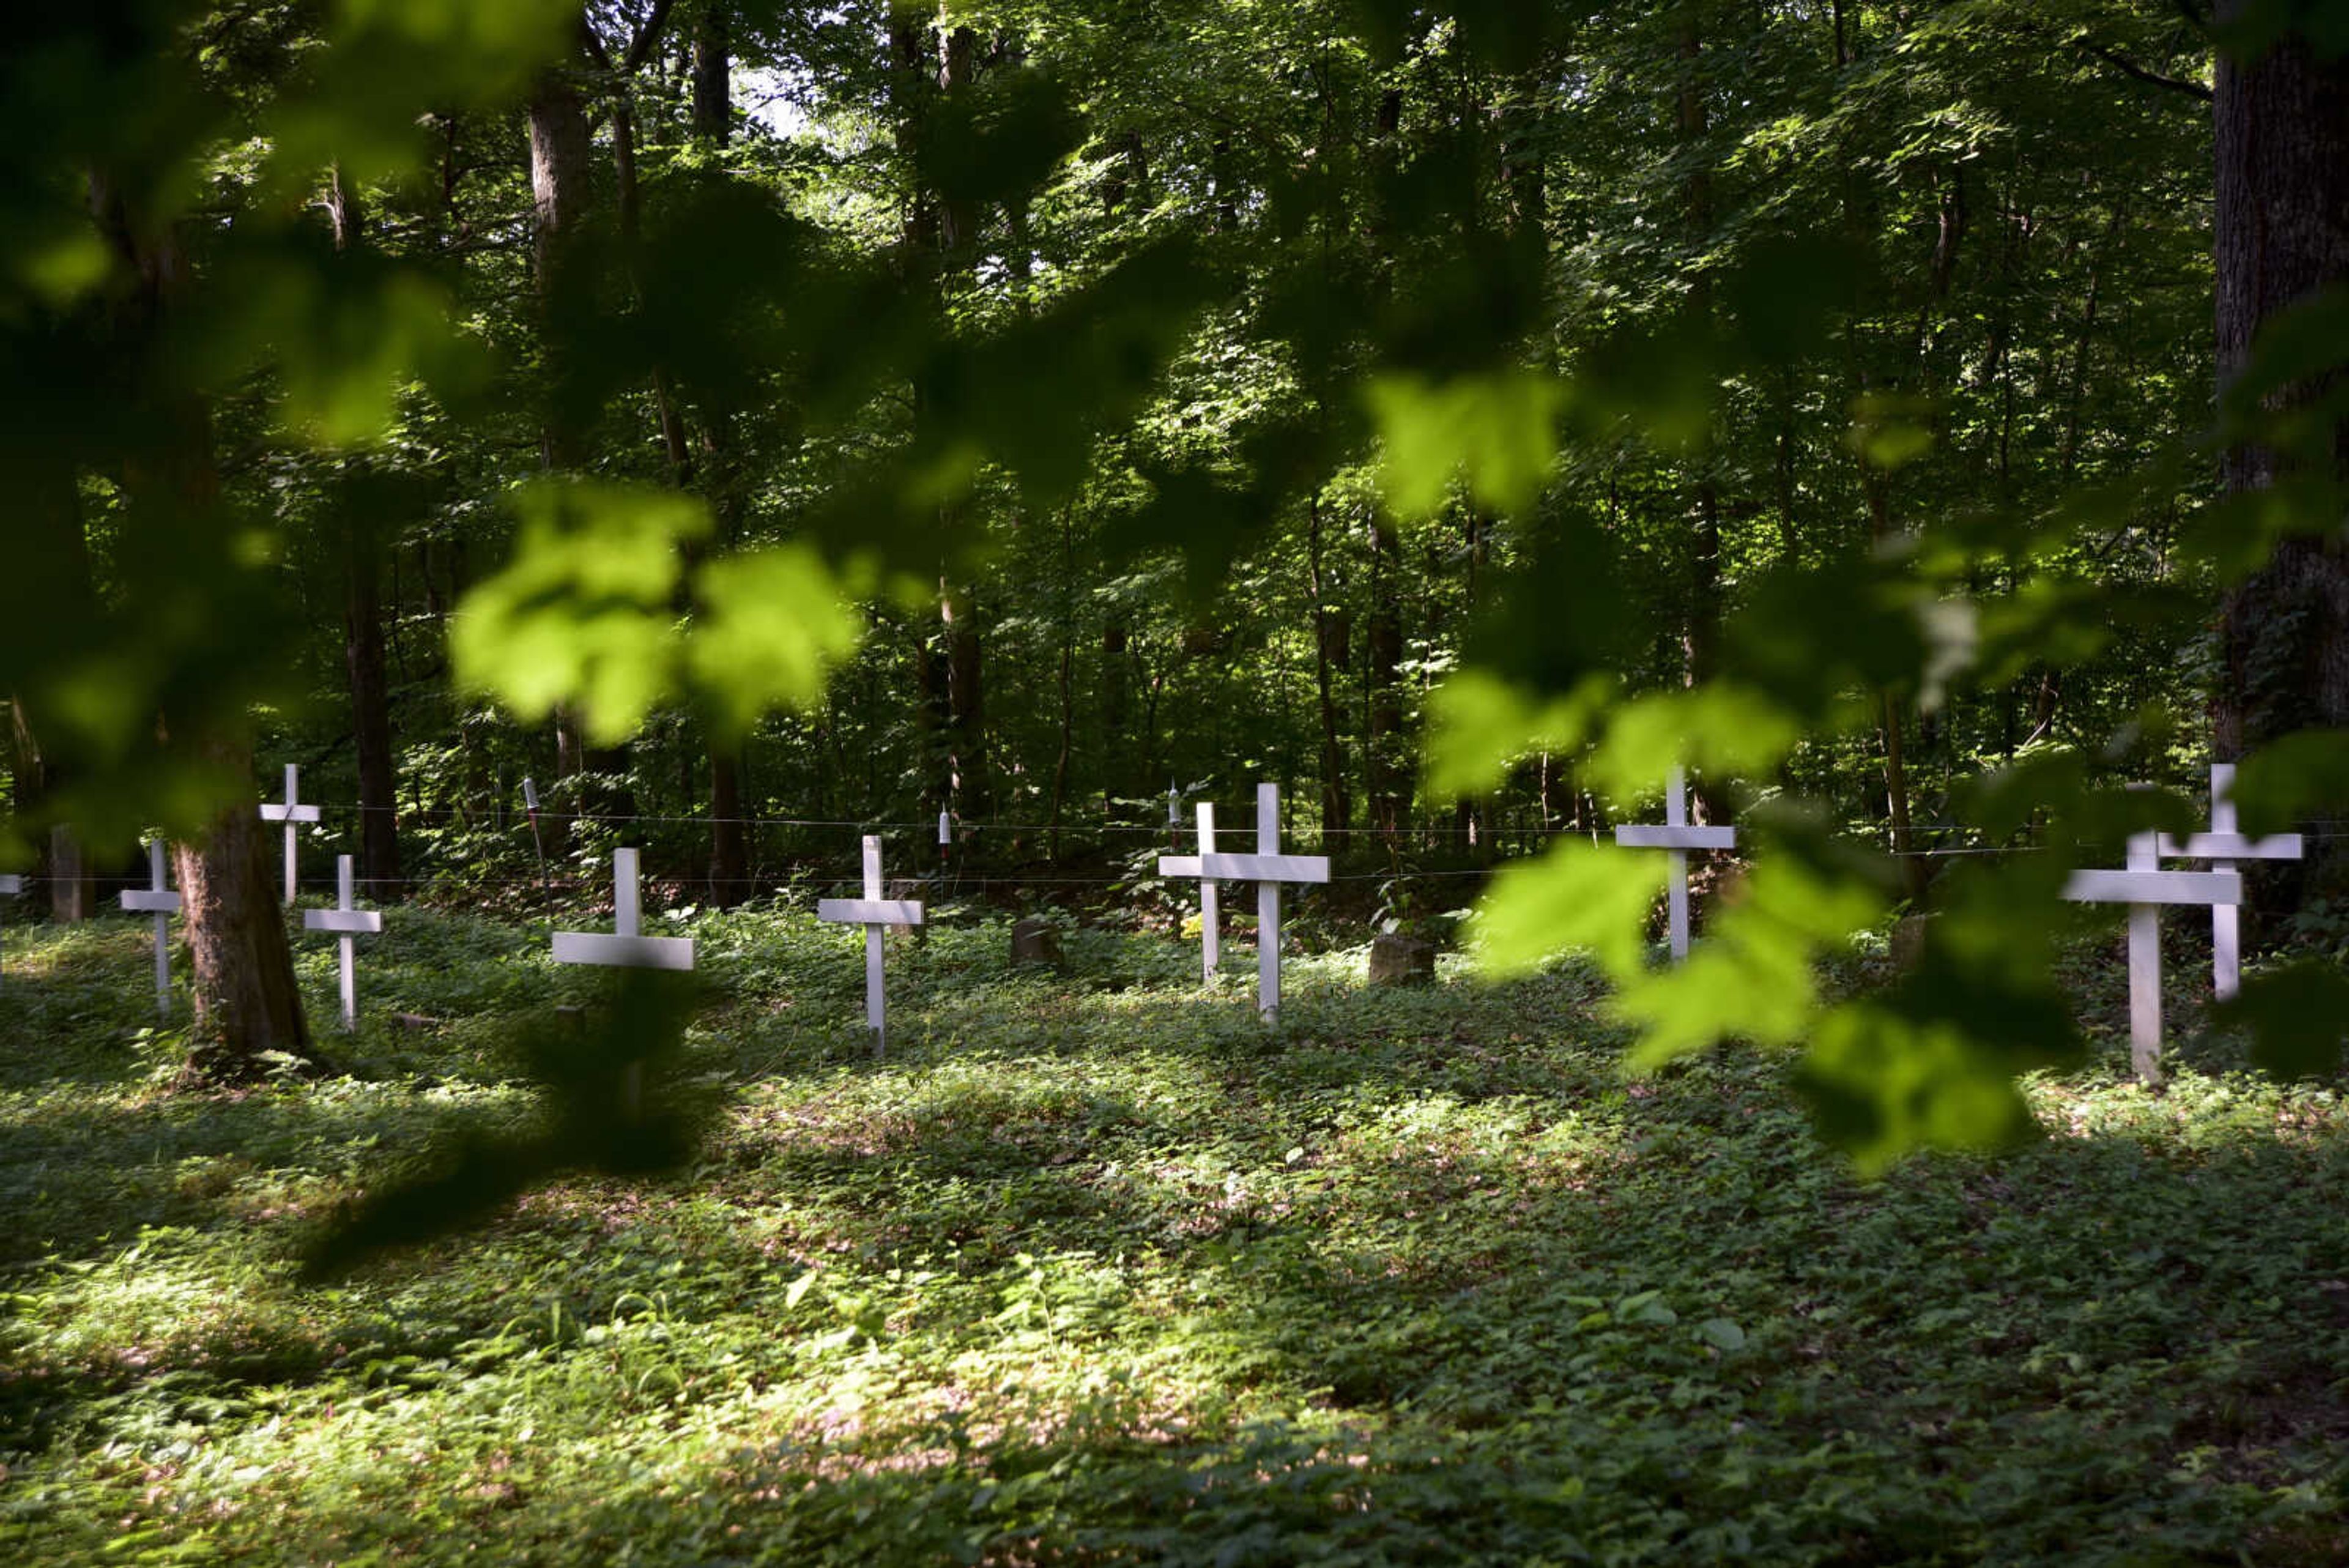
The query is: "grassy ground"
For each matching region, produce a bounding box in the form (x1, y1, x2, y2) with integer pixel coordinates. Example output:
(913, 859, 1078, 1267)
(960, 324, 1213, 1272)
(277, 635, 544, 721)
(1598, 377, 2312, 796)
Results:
(1, 899, 2345, 1566)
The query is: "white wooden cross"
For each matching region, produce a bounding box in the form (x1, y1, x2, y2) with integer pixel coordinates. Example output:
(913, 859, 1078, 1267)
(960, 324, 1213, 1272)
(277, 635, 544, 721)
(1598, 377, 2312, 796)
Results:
(1157, 802, 1223, 984)
(303, 853, 383, 1031)
(2156, 762, 2303, 1001)
(0, 872, 19, 986)
(2063, 830, 2241, 1085)
(1163, 784, 1329, 1021)
(258, 764, 322, 907)
(1612, 766, 1737, 960)
(552, 849, 694, 971)
(119, 838, 180, 1017)
(817, 834, 924, 1056)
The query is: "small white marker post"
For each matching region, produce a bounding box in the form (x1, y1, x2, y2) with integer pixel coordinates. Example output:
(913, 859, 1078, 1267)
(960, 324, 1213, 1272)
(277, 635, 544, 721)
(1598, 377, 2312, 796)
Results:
(0, 873, 20, 986)
(2063, 831, 2241, 1085)
(1612, 766, 1737, 960)
(119, 839, 181, 1017)
(1165, 784, 1329, 1022)
(938, 809, 952, 872)
(552, 849, 695, 972)
(1156, 802, 1223, 983)
(817, 835, 924, 1057)
(303, 854, 383, 1031)
(258, 764, 322, 907)
(2157, 762, 2303, 1001)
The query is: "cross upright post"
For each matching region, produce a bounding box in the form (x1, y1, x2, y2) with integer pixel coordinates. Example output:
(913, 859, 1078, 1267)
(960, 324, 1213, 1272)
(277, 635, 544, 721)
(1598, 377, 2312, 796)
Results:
(552, 849, 695, 972)
(1612, 766, 1737, 960)
(303, 853, 384, 1031)
(119, 839, 181, 1016)
(258, 764, 322, 906)
(1178, 783, 1329, 1022)
(2156, 762, 2303, 1001)
(817, 835, 925, 1056)
(0, 872, 20, 986)
(1156, 801, 1222, 983)
(2063, 830, 2241, 1085)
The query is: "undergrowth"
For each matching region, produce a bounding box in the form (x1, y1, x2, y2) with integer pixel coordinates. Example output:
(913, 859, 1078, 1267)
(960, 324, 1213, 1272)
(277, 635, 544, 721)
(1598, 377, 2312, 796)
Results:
(0, 903, 2343, 1565)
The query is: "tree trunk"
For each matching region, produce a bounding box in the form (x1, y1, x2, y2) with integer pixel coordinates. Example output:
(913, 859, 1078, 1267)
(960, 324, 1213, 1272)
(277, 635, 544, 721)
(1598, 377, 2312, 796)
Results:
(2213, 8, 2349, 877)
(344, 528, 402, 893)
(1307, 496, 1351, 837)
(1365, 513, 1406, 839)
(176, 731, 311, 1077)
(1678, 5, 1727, 826)
(90, 169, 313, 1076)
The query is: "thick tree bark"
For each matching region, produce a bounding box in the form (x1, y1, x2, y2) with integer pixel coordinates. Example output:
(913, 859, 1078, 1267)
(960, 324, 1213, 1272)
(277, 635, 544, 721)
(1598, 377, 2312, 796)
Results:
(1307, 497, 1351, 837)
(176, 732, 311, 1077)
(90, 171, 313, 1076)
(2213, 12, 2349, 795)
(1677, 6, 1727, 830)
(1365, 514, 1406, 839)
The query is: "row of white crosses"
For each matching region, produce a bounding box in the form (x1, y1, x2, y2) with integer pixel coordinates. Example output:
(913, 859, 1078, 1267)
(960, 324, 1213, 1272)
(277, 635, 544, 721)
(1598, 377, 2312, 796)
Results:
(2061, 764, 2303, 1083)
(1157, 784, 1330, 1021)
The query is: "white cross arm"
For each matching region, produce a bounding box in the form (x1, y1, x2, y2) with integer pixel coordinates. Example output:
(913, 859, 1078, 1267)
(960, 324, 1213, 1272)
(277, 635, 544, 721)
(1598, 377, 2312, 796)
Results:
(259, 803, 323, 823)
(552, 931, 696, 970)
(121, 888, 181, 913)
(306, 908, 384, 936)
(817, 898, 925, 925)
(1198, 852, 1330, 883)
(1615, 825, 1738, 850)
(2063, 869, 2243, 907)
(2156, 831, 2304, 861)
(0, 875, 20, 895)
(1158, 855, 1204, 879)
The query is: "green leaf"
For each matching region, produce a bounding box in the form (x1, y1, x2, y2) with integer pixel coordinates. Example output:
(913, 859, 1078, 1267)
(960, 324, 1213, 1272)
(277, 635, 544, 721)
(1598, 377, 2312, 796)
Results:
(1694, 1317, 1746, 1352)
(1421, 669, 1611, 802)
(687, 545, 870, 738)
(1795, 1003, 2042, 1176)
(2216, 961, 2349, 1081)
(450, 481, 710, 745)
(1472, 838, 1665, 979)
(1366, 370, 1565, 519)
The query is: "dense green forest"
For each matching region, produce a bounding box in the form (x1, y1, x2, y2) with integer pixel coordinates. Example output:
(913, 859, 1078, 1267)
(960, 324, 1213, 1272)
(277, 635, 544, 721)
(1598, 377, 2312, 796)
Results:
(3, 2, 2348, 1560)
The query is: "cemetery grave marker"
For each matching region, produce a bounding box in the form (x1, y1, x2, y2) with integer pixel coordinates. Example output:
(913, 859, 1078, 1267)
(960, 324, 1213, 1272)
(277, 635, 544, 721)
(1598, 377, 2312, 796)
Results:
(119, 839, 180, 1016)
(303, 853, 383, 1031)
(1612, 766, 1737, 960)
(552, 849, 695, 972)
(258, 764, 322, 906)
(817, 834, 924, 1055)
(1163, 784, 1329, 1021)
(2156, 762, 2303, 1001)
(1156, 801, 1223, 984)
(2063, 828, 2241, 1085)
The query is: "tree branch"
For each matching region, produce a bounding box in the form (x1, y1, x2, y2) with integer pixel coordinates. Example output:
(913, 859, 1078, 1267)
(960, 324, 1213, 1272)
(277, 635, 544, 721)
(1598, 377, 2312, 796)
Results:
(623, 0, 679, 74)
(2075, 37, 2214, 102)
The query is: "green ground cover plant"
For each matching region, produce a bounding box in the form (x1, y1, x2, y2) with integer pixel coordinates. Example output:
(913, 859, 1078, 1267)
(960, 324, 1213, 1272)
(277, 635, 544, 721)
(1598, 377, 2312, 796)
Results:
(2, 905, 2345, 1566)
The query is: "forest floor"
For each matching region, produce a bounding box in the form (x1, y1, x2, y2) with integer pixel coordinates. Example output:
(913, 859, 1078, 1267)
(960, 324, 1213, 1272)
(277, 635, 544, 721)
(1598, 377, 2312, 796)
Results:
(1, 899, 2345, 1566)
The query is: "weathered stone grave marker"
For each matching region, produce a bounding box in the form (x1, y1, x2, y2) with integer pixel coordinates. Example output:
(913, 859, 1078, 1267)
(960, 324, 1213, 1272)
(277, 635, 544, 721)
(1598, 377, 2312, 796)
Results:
(1612, 765, 1737, 961)
(303, 853, 383, 1031)
(2156, 762, 2303, 1001)
(1156, 802, 1223, 983)
(2063, 828, 2240, 1084)
(258, 764, 322, 906)
(552, 848, 695, 972)
(817, 835, 924, 1056)
(118, 839, 180, 1016)
(1163, 784, 1329, 1021)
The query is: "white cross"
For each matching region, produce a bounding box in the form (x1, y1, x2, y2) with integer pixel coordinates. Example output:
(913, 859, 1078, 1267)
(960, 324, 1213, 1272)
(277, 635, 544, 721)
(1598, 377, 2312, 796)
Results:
(2063, 830, 2241, 1084)
(1162, 784, 1329, 1021)
(303, 853, 383, 1031)
(552, 849, 694, 972)
(1157, 802, 1223, 983)
(119, 838, 181, 1017)
(2156, 762, 2302, 1001)
(1612, 767, 1737, 960)
(258, 764, 322, 906)
(0, 872, 19, 987)
(817, 834, 924, 1056)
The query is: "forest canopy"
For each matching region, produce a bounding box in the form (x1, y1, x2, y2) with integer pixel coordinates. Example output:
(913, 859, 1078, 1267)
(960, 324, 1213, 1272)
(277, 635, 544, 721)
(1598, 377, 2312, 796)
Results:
(4, 0, 2347, 1161)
